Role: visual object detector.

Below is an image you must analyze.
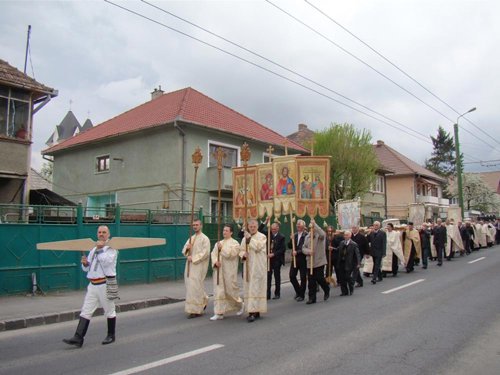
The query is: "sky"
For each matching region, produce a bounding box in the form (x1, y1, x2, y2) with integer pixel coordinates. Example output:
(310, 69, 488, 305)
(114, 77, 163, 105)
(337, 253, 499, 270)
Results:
(1, 0, 499, 173)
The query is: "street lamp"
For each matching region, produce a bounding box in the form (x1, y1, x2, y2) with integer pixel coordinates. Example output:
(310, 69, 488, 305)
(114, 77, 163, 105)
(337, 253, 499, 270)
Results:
(454, 107, 476, 219)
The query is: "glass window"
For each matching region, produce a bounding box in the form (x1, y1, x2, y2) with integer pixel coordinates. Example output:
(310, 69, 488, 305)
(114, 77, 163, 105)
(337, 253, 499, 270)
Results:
(96, 155, 110, 173)
(371, 175, 385, 193)
(209, 143, 238, 168)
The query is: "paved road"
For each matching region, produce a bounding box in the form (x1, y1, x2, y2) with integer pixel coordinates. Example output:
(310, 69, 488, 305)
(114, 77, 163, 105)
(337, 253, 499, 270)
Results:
(1, 246, 499, 375)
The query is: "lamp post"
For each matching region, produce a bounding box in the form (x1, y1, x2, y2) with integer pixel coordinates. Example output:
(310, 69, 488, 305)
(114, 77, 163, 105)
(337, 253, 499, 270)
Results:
(454, 107, 476, 219)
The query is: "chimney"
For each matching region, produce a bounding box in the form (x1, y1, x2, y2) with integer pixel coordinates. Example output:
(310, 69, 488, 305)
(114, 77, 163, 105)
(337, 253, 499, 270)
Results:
(298, 123, 308, 132)
(376, 140, 385, 146)
(151, 85, 164, 100)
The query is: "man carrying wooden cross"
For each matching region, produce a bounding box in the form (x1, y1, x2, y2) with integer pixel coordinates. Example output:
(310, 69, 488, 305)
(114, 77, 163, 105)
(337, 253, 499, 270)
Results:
(63, 225, 117, 348)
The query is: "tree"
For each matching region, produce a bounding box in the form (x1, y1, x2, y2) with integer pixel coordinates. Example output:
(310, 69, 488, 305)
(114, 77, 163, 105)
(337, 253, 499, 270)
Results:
(40, 162, 53, 182)
(425, 126, 459, 197)
(451, 173, 500, 213)
(313, 123, 379, 211)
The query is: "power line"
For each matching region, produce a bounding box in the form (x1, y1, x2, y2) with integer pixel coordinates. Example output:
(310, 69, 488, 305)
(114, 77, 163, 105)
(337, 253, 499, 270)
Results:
(304, 0, 500, 148)
(266, 0, 500, 153)
(104, 0, 431, 144)
(106, 1, 485, 163)
(141, 0, 429, 142)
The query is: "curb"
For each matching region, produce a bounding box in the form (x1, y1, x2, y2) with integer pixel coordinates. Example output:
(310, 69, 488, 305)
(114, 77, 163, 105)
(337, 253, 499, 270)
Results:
(0, 297, 183, 332)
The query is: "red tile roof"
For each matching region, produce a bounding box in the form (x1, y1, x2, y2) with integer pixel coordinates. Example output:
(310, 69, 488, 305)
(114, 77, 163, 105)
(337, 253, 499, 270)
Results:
(0, 59, 56, 97)
(43, 87, 307, 154)
(373, 140, 445, 182)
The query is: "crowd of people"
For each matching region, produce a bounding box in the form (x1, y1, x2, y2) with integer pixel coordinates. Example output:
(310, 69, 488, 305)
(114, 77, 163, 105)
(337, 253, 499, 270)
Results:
(181, 216, 500, 323)
(61, 217, 499, 347)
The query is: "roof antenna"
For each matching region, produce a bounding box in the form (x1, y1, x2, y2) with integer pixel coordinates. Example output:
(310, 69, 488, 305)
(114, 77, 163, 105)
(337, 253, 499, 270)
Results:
(23, 25, 31, 74)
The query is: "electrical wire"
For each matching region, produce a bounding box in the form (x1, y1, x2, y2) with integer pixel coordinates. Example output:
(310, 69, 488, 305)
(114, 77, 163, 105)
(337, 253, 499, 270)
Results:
(304, 0, 500, 148)
(266, 0, 500, 153)
(104, 0, 432, 144)
(141, 0, 429, 142)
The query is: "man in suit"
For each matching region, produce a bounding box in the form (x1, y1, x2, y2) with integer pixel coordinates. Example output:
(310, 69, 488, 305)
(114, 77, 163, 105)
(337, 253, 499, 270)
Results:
(288, 219, 308, 302)
(368, 221, 386, 284)
(351, 225, 368, 287)
(432, 218, 447, 266)
(336, 231, 360, 296)
(259, 219, 286, 300)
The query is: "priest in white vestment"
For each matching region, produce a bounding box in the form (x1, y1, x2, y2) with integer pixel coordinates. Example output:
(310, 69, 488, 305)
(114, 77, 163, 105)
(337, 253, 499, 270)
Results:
(239, 219, 267, 322)
(182, 219, 210, 318)
(210, 224, 244, 321)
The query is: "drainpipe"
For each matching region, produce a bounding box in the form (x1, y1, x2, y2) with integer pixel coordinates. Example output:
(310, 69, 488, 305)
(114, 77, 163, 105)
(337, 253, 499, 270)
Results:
(173, 117, 186, 211)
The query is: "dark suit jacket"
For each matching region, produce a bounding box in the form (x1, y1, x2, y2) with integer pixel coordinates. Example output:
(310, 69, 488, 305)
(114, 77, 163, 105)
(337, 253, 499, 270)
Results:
(259, 223, 286, 266)
(352, 232, 369, 257)
(287, 231, 307, 256)
(336, 240, 359, 272)
(432, 225, 447, 247)
(368, 230, 387, 258)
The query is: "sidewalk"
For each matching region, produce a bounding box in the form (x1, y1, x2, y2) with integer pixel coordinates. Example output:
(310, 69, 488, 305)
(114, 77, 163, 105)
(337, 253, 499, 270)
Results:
(0, 267, 292, 332)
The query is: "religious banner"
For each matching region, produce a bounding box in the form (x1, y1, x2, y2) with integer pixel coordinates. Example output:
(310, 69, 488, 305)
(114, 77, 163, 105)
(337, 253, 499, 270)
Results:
(336, 198, 361, 230)
(232, 166, 258, 221)
(447, 206, 462, 223)
(256, 163, 274, 218)
(408, 203, 425, 226)
(273, 155, 298, 216)
(296, 156, 331, 218)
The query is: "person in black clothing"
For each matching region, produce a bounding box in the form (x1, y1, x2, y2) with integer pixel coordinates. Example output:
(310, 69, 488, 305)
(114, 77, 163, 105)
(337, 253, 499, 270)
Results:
(459, 221, 471, 255)
(419, 223, 432, 269)
(368, 221, 386, 284)
(351, 225, 368, 287)
(259, 218, 286, 300)
(288, 219, 308, 302)
(336, 231, 360, 296)
(432, 218, 447, 266)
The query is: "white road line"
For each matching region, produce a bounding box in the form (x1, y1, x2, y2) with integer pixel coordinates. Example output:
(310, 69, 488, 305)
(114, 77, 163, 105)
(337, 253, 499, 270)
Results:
(108, 344, 224, 375)
(468, 256, 485, 264)
(381, 279, 425, 294)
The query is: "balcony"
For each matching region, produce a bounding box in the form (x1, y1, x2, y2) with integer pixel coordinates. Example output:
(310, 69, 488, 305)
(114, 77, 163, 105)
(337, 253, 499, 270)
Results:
(416, 195, 440, 205)
(206, 167, 233, 192)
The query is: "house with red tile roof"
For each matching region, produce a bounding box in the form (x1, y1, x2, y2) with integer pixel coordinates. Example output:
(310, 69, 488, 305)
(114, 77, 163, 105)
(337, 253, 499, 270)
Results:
(374, 140, 448, 220)
(43, 87, 307, 216)
(0, 59, 57, 205)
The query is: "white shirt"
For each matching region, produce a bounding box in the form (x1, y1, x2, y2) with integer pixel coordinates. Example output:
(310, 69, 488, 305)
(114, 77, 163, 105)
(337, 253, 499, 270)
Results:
(82, 246, 117, 279)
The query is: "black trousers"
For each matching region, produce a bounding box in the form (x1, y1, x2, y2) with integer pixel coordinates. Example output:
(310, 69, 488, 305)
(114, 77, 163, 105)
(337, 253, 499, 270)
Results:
(352, 266, 363, 286)
(421, 246, 430, 267)
(372, 255, 382, 281)
(435, 244, 445, 263)
(307, 265, 330, 301)
(290, 254, 307, 298)
(406, 246, 416, 271)
(392, 253, 399, 274)
(267, 264, 281, 297)
(337, 265, 354, 295)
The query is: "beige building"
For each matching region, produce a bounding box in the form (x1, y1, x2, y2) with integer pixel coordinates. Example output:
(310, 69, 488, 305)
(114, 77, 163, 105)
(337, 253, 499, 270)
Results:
(374, 140, 448, 220)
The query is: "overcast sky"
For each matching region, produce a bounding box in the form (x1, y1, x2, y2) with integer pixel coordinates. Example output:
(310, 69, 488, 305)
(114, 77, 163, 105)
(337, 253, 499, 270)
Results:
(2, 0, 499, 172)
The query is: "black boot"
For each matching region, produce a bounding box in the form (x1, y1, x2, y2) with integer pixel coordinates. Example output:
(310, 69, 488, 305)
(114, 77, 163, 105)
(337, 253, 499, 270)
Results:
(102, 317, 116, 345)
(63, 317, 90, 348)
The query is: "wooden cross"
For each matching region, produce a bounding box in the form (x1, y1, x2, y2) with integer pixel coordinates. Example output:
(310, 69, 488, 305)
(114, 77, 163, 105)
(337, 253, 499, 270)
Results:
(283, 139, 289, 156)
(214, 146, 226, 170)
(266, 145, 274, 162)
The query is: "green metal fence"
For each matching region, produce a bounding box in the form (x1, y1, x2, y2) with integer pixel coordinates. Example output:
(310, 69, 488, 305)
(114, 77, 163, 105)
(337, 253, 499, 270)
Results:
(0, 204, 196, 296)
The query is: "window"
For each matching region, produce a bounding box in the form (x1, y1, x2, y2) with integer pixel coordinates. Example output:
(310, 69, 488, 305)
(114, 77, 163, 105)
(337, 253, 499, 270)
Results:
(0, 87, 31, 139)
(208, 142, 239, 168)
(371, 175, 385, 193)
(263, 153, 277, 163)
(96, 155, 110, 173)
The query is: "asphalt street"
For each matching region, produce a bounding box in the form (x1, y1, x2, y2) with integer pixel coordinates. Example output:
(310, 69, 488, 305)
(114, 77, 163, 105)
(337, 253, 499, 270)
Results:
(1, 245, 499, 375)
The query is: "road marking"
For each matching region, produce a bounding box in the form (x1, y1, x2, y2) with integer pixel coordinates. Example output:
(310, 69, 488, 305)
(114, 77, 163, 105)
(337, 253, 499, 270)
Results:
(108, 344, 224, 375)
(382, 279, 425, 294)
(468, 256, 485, 264)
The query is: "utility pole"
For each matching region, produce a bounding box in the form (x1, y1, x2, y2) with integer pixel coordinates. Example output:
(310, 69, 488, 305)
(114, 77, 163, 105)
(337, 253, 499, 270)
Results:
(454, 107, 476, 219)
(24, 25, 31, 74)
